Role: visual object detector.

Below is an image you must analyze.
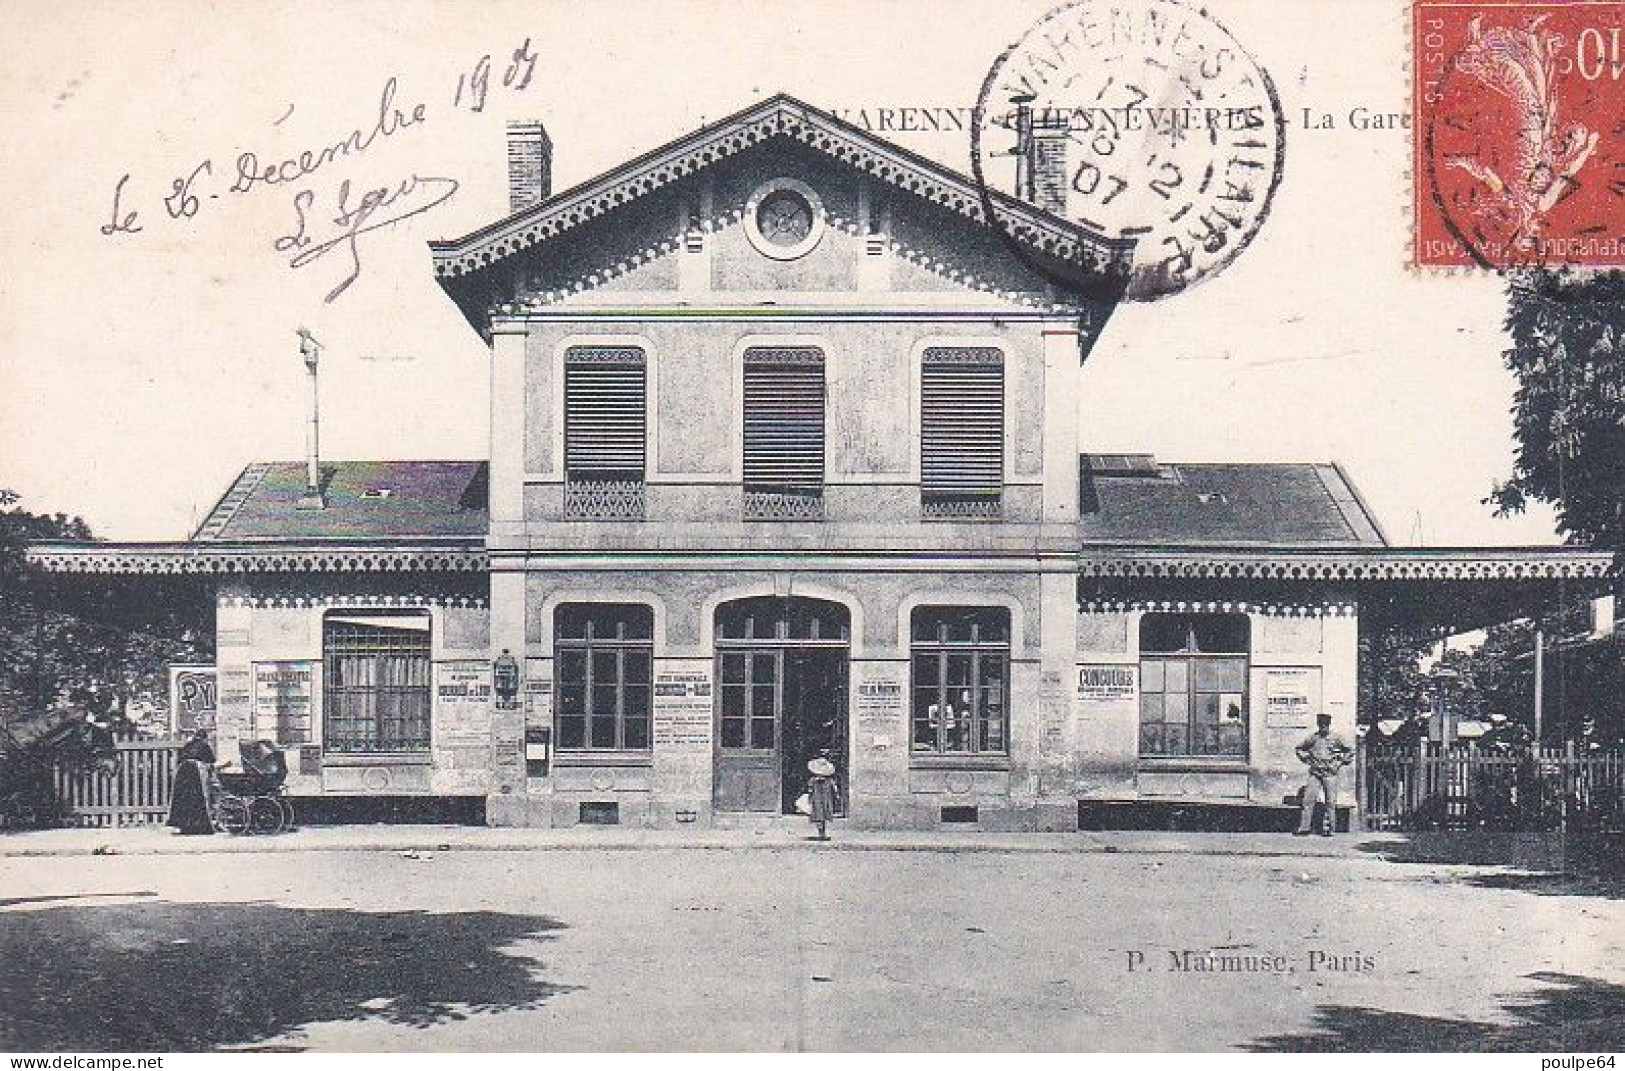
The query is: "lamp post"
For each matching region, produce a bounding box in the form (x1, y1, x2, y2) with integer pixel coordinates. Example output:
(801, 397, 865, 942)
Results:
(1429, 663, 1462, 749)
(493, 648, 520, 710)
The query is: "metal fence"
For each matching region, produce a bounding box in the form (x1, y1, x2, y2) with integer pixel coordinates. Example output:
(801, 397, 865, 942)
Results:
(50, 734, 184, 828)
(1358, 740, 1625, 832)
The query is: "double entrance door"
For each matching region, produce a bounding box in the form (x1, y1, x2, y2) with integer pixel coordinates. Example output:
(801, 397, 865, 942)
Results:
(713, 597, 849, 814)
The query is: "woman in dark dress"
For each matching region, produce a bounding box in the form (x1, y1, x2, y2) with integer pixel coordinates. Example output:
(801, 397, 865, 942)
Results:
(807, 755, 838, 841)
(166, 729, 216, 834)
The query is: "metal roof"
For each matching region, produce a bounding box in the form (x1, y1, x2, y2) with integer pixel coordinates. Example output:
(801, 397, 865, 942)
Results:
(191, 461, 488, 542)
(1079, 459, 1387, 548)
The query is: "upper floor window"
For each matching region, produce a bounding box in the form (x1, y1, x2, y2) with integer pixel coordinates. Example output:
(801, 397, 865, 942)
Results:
(921, 347, 1004, 519)
(322, 611, 432, 754)
(742, 347, 825, 521)
(564, 346, 646, 521)
(911, 606, 1010, 756)
(554, 603, 654, 751)
(1138, 613, 1250, 760)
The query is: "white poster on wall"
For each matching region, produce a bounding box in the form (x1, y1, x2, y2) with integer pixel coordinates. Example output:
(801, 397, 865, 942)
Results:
(434, 660, 492, 747)
(168, 664, 217, 734)
(1077, 663, 1138, 703)
(251, 661, 316, 744)
(653, 663, 713, 750)
(854, 665, 906, 751)
(1263, 667, 1320, 728)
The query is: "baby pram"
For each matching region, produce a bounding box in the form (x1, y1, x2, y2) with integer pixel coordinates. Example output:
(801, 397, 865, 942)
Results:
(212, 740, 295, 835)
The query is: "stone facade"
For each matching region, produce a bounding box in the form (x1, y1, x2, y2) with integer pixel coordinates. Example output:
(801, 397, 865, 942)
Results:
(203, 105, 1364, 830)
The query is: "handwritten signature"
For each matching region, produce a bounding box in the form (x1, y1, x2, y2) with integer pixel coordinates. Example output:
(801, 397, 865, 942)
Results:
(276, 174, 460, 303)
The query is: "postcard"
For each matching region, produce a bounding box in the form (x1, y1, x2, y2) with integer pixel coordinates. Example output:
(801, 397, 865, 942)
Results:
(0, 0, 1621, 1057)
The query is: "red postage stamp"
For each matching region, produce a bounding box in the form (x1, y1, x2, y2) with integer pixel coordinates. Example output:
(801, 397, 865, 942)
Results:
(1413, 0, 1625, 269)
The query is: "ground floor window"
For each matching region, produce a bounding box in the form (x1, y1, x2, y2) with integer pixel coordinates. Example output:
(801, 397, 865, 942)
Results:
(322, 611, 432, 753)
(911, 606, 1009, 755)
(555, 603, 654, 751)
(1138, 613, 1249, 759)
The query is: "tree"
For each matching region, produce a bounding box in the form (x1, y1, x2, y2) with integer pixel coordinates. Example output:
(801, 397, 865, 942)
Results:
(1361, 627, 1433, 727)
(1488, 269, 1625, 745)
(1490, 269, 1625, 552)
(0, 488, 213, 738)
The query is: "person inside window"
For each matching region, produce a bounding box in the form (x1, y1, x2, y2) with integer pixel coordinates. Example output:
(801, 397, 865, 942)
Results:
(928, 700, 958, 749)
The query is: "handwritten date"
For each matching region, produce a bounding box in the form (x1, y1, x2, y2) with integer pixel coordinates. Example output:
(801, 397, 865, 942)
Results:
(96, 37, 537, 305)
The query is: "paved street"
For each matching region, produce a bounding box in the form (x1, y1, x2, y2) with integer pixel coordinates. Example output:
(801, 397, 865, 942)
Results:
(1, 829, 1622, 1051)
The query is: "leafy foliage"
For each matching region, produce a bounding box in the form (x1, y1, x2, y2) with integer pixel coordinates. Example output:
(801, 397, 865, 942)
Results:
(1490, 270, 1625, 551)
(0, 488, 213, 739)
(1483, 269, 1625, 745)
(1362, 627, 1433, 725)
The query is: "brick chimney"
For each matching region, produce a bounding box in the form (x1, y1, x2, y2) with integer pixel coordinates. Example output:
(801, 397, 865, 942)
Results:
(507, 120, 552, 213)
(1009, 98, 1069, 218)
(1029, 114, 1070, 217)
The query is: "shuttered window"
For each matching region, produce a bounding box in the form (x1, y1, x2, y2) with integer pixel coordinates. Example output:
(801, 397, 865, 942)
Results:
(564, 347, 646, 480)
(742, 347, 825, 520)
(564, 347, 646, 520)
(921, 347, 1004, 517)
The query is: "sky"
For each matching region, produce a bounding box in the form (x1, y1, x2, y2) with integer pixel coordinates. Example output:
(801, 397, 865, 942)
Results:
(0, 0, 1562, 546)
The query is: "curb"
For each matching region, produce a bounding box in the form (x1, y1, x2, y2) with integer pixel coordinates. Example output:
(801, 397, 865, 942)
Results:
(0, 833, 1378, 860)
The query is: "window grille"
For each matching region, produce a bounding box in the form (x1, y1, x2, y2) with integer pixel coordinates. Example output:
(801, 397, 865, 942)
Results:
(921, 347, 1003, 518)
(564, 347, 646, 520)
(743, 347, 825, 520)
(554, 604, 655, 751)
(910, 606, 1010, 755)
(322, 612, 431, 753)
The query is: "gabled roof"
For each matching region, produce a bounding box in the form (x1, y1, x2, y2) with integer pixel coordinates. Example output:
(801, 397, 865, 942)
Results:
(1078, 458, 1387, 548)
(429, 93, 1132, 283)
(192, 461, 488, 542)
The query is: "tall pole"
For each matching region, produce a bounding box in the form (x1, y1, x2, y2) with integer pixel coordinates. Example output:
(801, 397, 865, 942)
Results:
(296, 328, 324, 510)
(1010, 93, 1035, 203)
(1533, 625, 1545, 746)
(306, 356, 319, 494)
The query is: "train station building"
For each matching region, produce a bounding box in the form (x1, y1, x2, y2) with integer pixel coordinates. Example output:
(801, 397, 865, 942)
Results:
(30, 96, 1614, 830)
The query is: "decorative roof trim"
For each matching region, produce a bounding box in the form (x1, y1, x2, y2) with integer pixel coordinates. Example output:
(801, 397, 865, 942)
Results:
(1077, 547, 1617, 582)
(1079, 598, 1358, 617)
(497, 307, 1080, 323)
(27, 541, 487, 576)
(429, 94, 1133, 281)
(221, 592, 489, 609)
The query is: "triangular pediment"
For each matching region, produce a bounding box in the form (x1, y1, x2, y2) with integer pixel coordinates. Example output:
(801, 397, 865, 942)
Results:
(430, 95, 1130, 330)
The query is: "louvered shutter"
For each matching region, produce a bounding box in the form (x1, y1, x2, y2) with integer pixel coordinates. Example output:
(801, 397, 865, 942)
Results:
(921, 347, 1004, 498)
(564, 347, 646, 480)
(743, 348, 825, 490)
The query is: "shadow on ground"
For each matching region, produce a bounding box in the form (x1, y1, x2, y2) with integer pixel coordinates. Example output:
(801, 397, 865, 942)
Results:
(0, 892, 157, 910)
(1355, 832, 1625, 900)
(1246, 972, 1625, 1052)
(0, 900, 573, 1051)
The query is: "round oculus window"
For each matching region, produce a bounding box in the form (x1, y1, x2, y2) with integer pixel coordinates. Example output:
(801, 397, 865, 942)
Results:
(757, 190, 814, 245)
(743, 179, 825, 260)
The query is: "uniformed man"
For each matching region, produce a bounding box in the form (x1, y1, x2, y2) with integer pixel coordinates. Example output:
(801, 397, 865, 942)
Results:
(1294, 713, 1354, 836)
